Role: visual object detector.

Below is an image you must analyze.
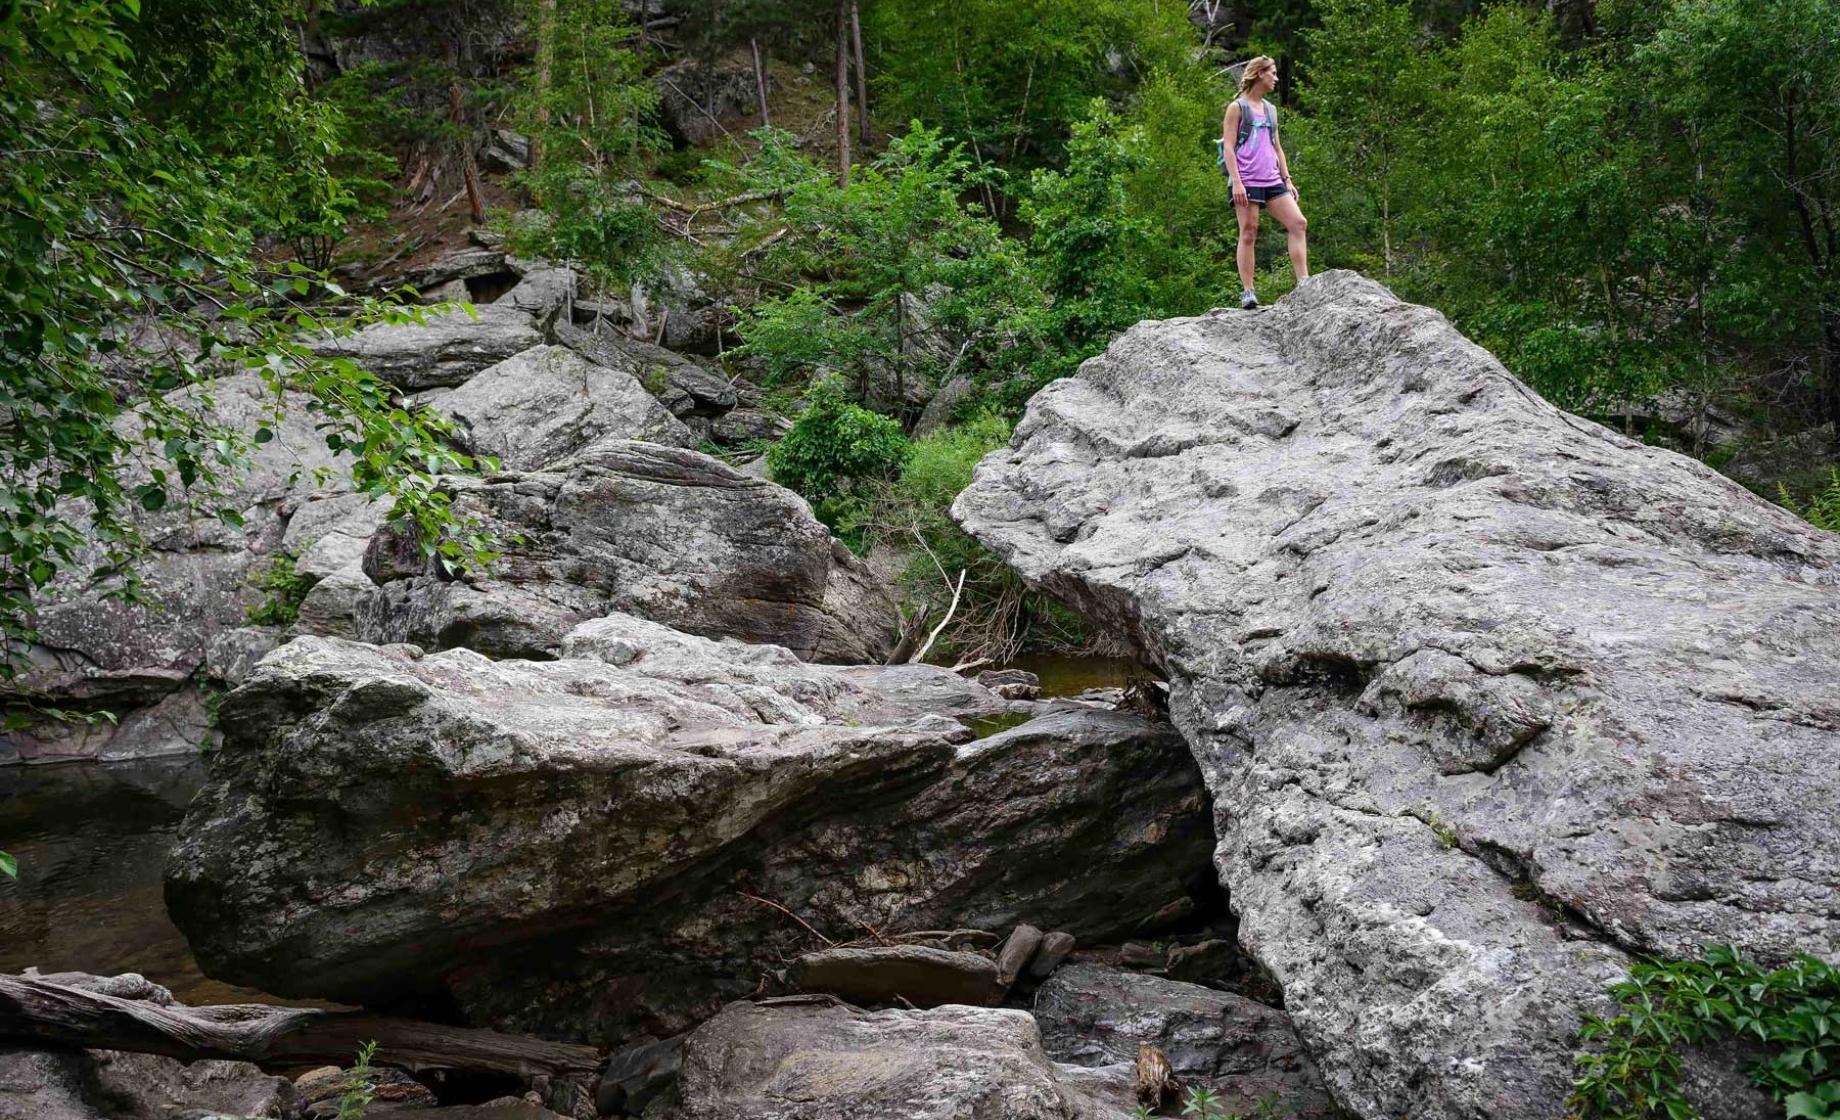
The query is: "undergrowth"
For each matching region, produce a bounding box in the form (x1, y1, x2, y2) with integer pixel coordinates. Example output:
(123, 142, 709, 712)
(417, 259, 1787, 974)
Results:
(245, 553, 311, 628)
(1570, 945, 1840, 1119)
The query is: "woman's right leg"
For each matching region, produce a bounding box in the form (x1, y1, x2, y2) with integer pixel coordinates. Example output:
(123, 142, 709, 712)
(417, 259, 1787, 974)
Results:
(1235, 200, 1260, 292)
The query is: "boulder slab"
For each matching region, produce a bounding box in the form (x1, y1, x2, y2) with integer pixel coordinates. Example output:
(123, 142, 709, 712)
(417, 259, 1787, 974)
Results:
(354, 439, 900, 663)
(954, 270, 1840, 1117)
(166, 614, 1212, 1042)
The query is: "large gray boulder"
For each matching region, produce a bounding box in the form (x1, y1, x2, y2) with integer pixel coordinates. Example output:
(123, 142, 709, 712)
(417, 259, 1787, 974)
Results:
(1034, 964, 1338, 1119)
(667, 998, 1137, 1120)
(312, 304, 541, 390)
(953, 271, 1840, 1118)
(165, 614, 1212, 1043)
(354, 439, 901, 663)
(436, 343, 695, 469)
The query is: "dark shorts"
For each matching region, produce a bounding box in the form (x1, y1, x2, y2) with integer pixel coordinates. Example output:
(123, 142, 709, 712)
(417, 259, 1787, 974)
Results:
(1240, 183, 1290, 206)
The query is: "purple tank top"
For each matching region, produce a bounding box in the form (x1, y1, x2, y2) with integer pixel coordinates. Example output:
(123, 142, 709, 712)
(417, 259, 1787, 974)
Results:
(1234, 98, 1282, 188)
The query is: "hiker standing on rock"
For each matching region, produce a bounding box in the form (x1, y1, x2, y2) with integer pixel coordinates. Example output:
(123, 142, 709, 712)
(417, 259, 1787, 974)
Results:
(1221, 56, 1308, 310)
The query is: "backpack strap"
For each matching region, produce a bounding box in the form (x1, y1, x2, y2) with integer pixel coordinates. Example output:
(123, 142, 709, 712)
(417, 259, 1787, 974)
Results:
(1268, 101, 1280, 147)
(1234, 97, 1253, 150)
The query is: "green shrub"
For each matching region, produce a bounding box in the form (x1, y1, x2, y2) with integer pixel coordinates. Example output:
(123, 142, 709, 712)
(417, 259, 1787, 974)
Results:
(1571, 945, 1840, 1119)
(767, 381, 911, 541)
(1782, 469, 1840, 533)
(246, 554, 311, 628)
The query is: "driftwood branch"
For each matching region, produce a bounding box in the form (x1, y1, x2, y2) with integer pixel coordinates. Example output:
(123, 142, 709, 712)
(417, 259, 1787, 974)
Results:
(0, 976, 600, 1079)
(911, 569, 966, 665)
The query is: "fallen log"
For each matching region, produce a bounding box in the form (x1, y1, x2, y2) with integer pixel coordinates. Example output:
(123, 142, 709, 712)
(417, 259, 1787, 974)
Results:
(0, 975, 600, 1080)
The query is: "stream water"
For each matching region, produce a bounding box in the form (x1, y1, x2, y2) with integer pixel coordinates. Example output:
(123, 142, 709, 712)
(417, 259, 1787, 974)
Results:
(0, 657, 1143, 1001)
(0, 756, 295, 1005)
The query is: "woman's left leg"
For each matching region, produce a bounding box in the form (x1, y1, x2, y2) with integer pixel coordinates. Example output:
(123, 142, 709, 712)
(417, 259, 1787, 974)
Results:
(1266, 193, 1309, 281)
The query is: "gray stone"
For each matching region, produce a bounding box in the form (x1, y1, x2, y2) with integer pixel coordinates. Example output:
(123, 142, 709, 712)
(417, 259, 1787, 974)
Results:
(1034, 964, 1338, 1120)
(977, 669, 1042, 700)
(0, 1041, 295, 1120)
(710, 408, 789, 446)
(669, 998, 1132, 1120)
(597, 1036, 683, 1117)
(655, 58, 757, 147)
(166, 616, 1211, 1042)
(955, 270, 1840, 1117)
(313, 304, 541, 390)
(498, 265, 576, 317)
(1164, 940, 1239, 987)
(479, 128, 533, 173)
(1027, 933, 1076, 980)
(996, 924, 1045, 988)
(397, 247, 512, 292)
(435, 344, 694, 470)
(353, 440, 900, 663)
(790, 946, 1002, 1008)
(555, 324, 737, 420)
(1118, 942, 1165, 971)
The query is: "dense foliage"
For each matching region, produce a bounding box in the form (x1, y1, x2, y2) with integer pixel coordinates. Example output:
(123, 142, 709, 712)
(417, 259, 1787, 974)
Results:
(1571, 945, 1840, 1119)
(8, 0, 1838, 678)
(0, 0, 494, 674)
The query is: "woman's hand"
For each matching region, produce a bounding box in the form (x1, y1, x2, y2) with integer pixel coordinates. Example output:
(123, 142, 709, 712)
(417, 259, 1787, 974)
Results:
(1232, 181, 1249, 206)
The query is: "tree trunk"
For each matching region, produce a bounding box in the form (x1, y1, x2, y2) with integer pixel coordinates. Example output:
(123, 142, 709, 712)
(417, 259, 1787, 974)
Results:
(0, 975, 600, 1080)
(532, 0, 556, 173)
(1824, 308, 1840, 435)
(850, 1, 870, 145)
(750, 37, 770, 127)
(445, 39, 486, 224)
(835, 1, 851, 187)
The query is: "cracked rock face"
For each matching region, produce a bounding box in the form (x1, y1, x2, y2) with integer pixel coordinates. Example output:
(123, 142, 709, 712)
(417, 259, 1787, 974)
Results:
(954, 271, 1840, 1118)
(165, 614, 1213, 1041)
(353, 439, 901, 664)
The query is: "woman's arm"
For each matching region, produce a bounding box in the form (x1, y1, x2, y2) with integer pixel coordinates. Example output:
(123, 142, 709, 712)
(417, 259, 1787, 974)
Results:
(1222, 103, 1247, 201)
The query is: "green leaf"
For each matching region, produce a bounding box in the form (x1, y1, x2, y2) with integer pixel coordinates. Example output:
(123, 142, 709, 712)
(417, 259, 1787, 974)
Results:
(0, 851, 14, 878)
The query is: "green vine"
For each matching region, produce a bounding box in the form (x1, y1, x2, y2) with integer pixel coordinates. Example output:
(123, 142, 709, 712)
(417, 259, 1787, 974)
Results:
(1571, 945, 1840, 1119)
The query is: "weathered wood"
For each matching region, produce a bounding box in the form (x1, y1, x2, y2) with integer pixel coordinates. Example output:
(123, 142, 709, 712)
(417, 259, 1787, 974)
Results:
(0, 976, 600, 1079)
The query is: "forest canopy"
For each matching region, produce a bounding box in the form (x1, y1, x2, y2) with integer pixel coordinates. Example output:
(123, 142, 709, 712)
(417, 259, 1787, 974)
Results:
(3, 0, 1838, 669)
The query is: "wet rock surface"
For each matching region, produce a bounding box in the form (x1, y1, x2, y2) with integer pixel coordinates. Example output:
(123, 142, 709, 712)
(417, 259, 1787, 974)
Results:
(165, 614, 1212, 1041)
(954, 270, 1840, 1117)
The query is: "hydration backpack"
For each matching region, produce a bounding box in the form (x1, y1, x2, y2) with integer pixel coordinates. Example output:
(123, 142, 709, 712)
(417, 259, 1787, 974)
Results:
(1215, 97, 1279, 174)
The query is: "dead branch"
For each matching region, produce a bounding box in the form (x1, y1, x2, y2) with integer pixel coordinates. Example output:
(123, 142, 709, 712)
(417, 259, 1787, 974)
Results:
(0, 975, 599, 1080)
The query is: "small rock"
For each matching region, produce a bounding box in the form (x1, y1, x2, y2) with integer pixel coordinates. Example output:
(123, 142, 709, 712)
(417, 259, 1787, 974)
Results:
(1027, 931, 1077, 979)
(1165, 939, 1239, 986)
(1120, 941, 1167, 970)
(596, 1035, 683, 1117)
(790, 945, 1002, 1008)
(976, 668, 1041, 701)
(993, 924, 1044, 988)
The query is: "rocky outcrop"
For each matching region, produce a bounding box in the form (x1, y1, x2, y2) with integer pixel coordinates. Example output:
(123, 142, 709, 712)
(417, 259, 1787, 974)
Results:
(165, 614, 1212, 1042)
(2, 372, 379, 763)
(315, 304, 542, 390)
(437, 343, 695, 468)
(954, 271, 1840, 1118)
(0, 1045, 298, 1120)
(353, 439, 901, 663)
(1034, 964, 1339, 1119)
(666, 997, 1138, 1120)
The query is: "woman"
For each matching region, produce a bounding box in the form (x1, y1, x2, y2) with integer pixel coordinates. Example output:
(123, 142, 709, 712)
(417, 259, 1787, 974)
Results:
(1222, 56, 1307, 309)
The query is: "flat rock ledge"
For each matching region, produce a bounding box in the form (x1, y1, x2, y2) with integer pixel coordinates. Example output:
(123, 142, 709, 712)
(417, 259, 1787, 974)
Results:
(953, 270, 1840, 1118)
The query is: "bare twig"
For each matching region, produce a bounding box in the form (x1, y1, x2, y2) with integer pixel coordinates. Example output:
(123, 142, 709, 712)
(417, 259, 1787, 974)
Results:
(739, 893, 836, 947)
(911, 568, 966, 665)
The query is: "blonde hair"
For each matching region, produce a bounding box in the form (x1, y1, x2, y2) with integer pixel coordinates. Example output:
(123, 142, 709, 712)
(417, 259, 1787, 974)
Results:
(1238, 56, 1277, 96)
